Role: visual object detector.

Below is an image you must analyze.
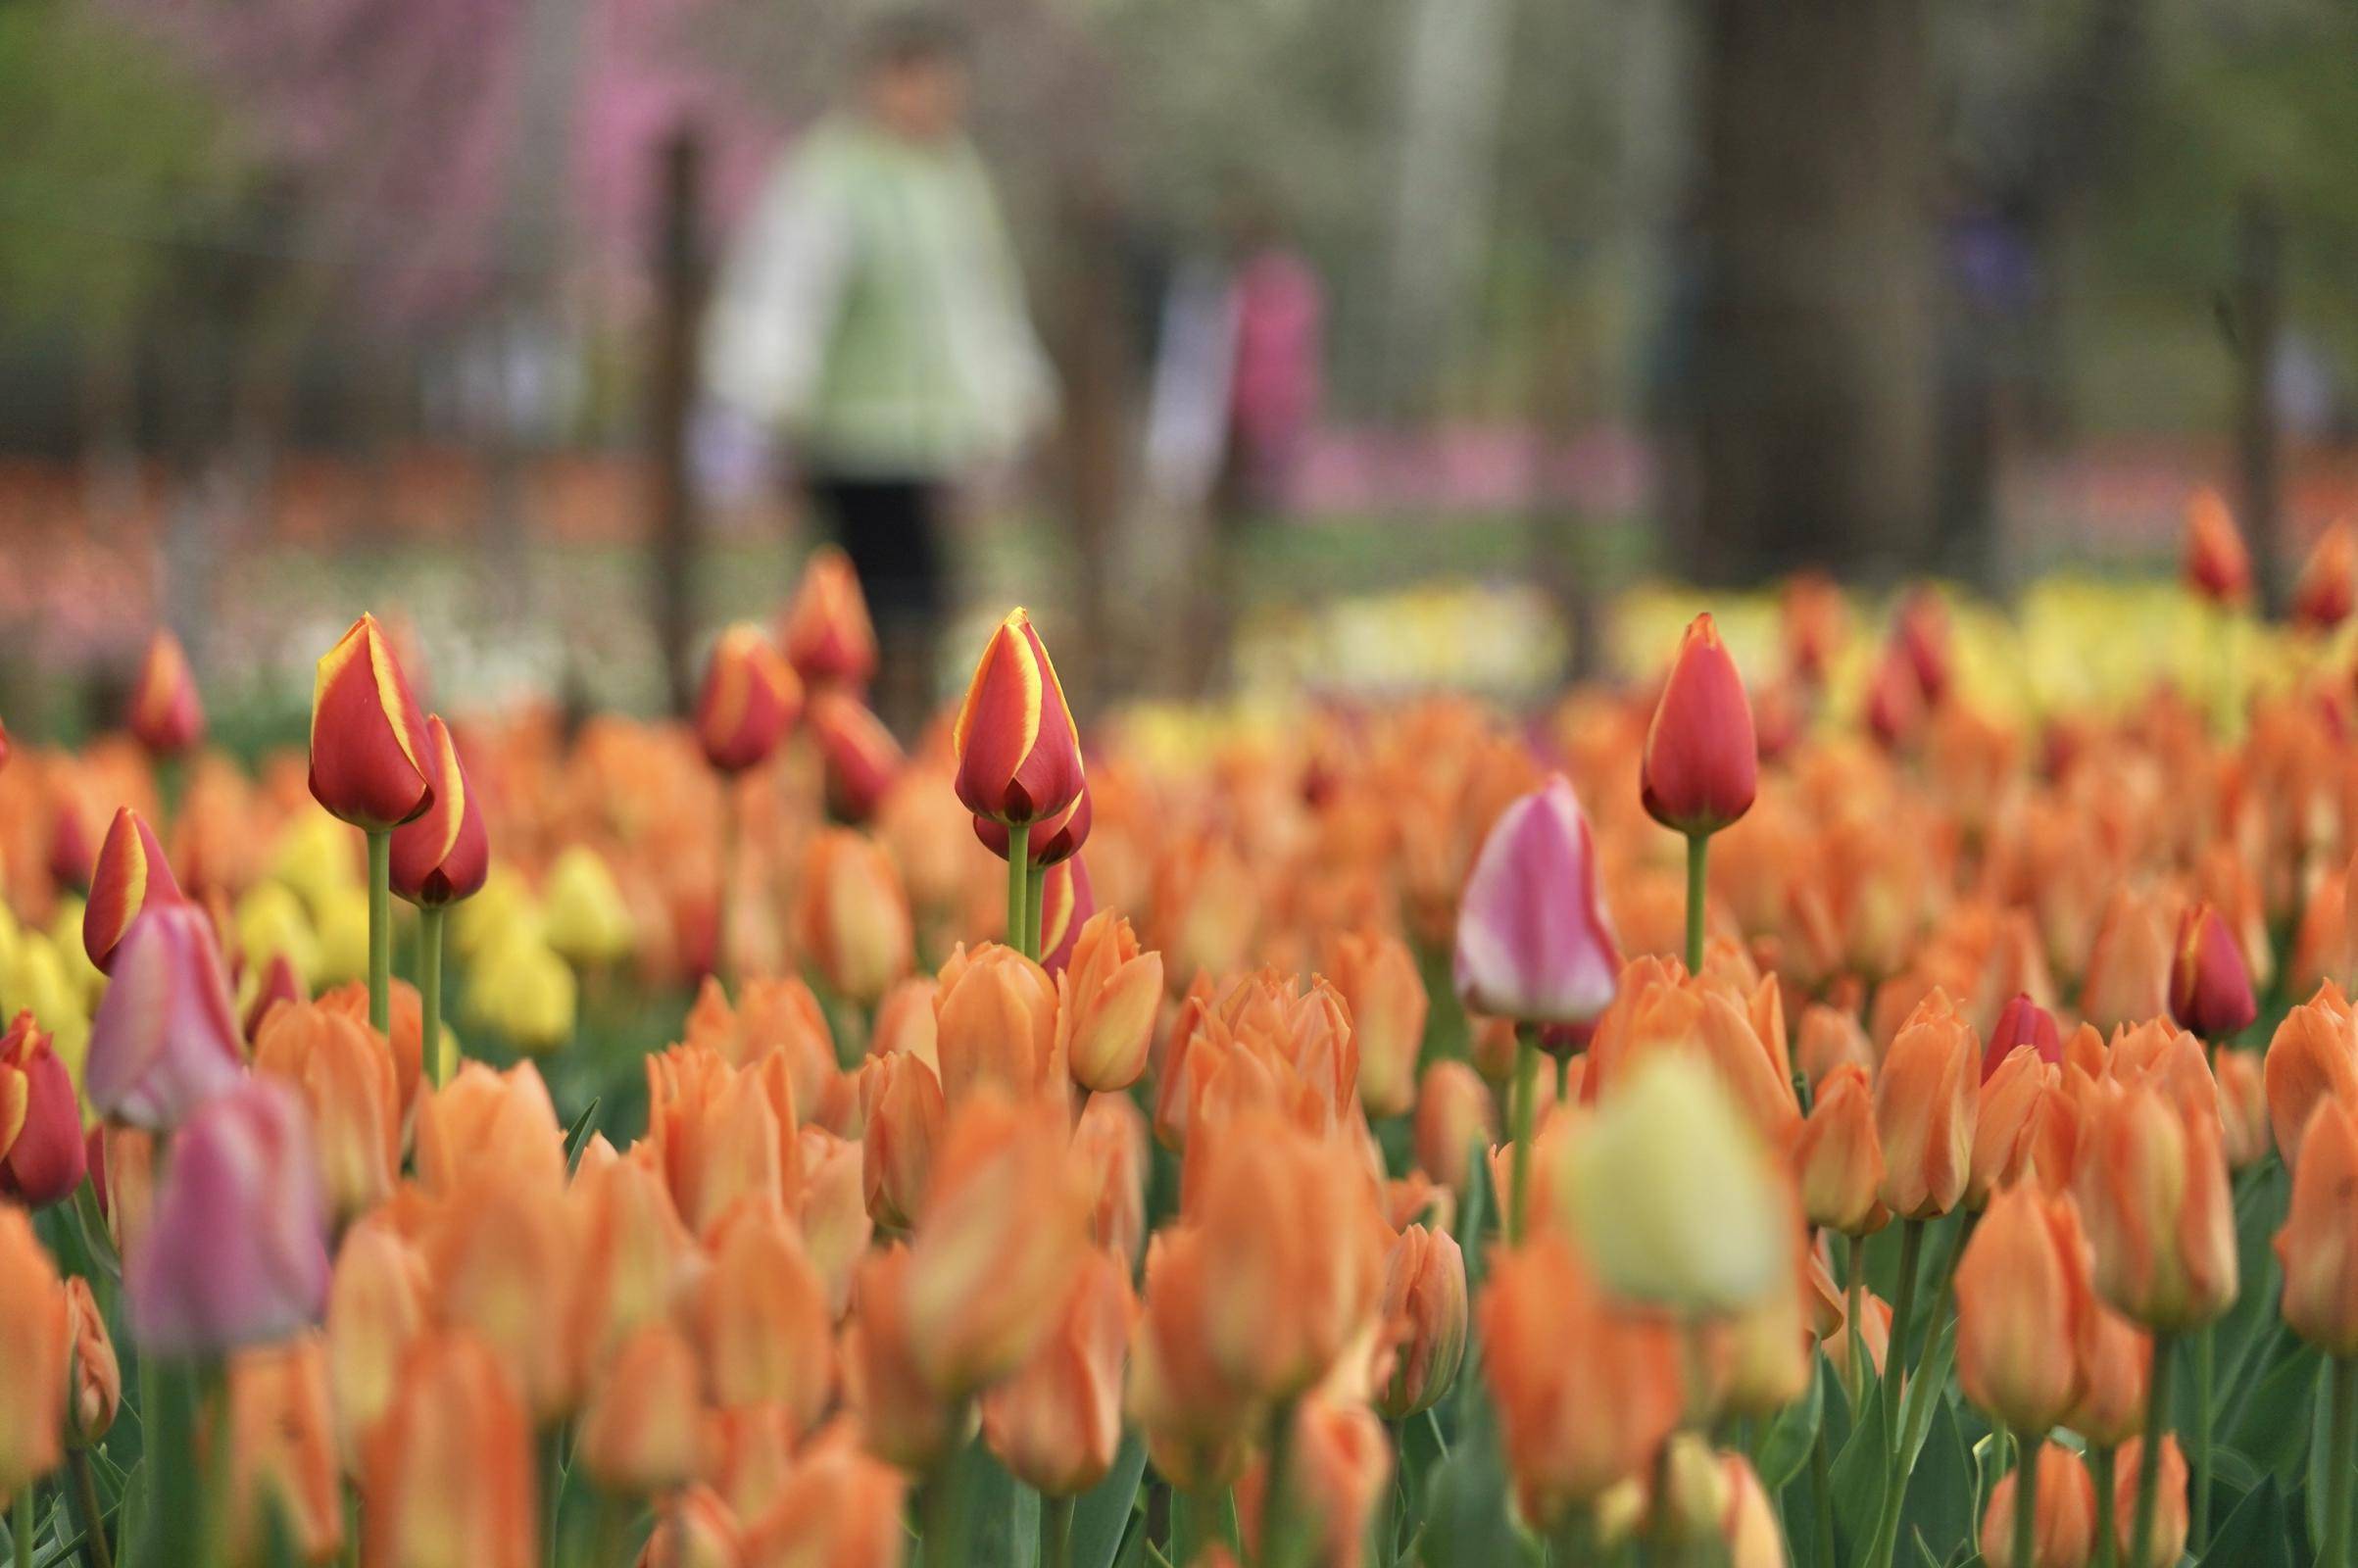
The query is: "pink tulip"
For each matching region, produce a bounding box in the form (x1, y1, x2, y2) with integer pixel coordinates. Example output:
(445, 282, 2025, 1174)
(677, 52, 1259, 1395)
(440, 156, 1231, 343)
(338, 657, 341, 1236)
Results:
(84, 904, 246, 1130)
(1453, 775, 1621, 1026)
(128, 1079, 329, 1353)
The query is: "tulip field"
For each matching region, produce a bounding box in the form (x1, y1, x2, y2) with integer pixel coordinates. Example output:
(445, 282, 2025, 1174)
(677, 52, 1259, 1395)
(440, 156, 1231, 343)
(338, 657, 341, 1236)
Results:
(6, 499, 2358, 1568)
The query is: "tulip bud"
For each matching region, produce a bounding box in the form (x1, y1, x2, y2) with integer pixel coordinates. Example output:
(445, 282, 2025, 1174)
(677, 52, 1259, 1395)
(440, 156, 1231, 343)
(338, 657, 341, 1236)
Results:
(974, 786, 1093, 867)
(82, 805, 185, 972)
(695, 624, 802, 774)
(0, 1011, 86, 1208)
(1235, 1396, 1392, 1568)
(252, 999, 403, 1225)
(1057, 909, 1162, 1094)
(0, 1209, 68, 1502)
(2075, 1076, 2237, 1331)
(1954, 1186, 2092, 1434)
(1875, 989, 1979, 1220)
(640, 1488, 742, 1568)
(317, 975, 424, 1118)
(58, 1277, 119, 1447)
(129, 627, 206, 757)
(244, 952, 310, 1043)
(1566, 1054, 1787, 1312)
(2169, 903, 2257, 1040)
(1376, 1224, 1467, 1419)
(1479, 1232, 1683, 1524)
(1326, 929, 1428, 1120)
(1641, 612, 1758, 836)
(982, 1250, 1133, 1495)
(578, 1322, 706, 1496)
(2294, 521, 2357, 632)
(1127, 1225, 1257, 1493)
(780, 545, 878, 689)
(569, 1152, 696, 1376)
(807, 688, 903, 821)
(129, 1078, 331, 1353)
(413, 1058, 566, 1196)
(1453, 776, 1621, 1028)
(1793, 1062, 1887, 1237)
(2275, 1094, 2358, 1353)
(326, 1219, 433, 1461)
(1984, 992, 2061, 1082)
(361, 1334, 538, 1568)
(389, 715, 490, 907)
(933, 942, 1059, 1104)
(224, 1338, 344, 1566)
(1073, 1091, 1148, 1265)
(953, 609, 1086, 825)
(84, 903, 247, 1130)
(1978, 1443, 2097, 1568)
(795, 828, 913, 1005)
(1795, 1004, 1874, 1091)
(2264, 983, 2358, 1168)
(2109, 1436, 2187, 1568)
(861, 1051, 945, 1231)
(308, 613, 434, 830)
(425, 1177, 584, 1424)
(2079, 888, 2174, 1036)
(1970, 1049, 2079, 1207)
(798, 1127, 871, 1319)
(694, 1201, 833, 1430)
(738, 1421, 909, 1568)
(2184, 486, 2251, 607)
(842, 1245, 961, 1471)
(1411, 1061, 1497, 1196)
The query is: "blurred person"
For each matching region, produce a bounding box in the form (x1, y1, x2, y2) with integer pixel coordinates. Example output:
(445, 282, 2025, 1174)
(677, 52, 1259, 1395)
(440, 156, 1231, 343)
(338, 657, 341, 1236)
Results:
(705, 12, 1055, 731)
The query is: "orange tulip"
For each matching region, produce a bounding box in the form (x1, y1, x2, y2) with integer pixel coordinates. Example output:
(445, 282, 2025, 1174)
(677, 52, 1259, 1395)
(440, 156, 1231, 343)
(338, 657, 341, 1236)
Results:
(1874, 989, 1979, 1219)
(2276, 1094, 2358, 1353)
(128, 626, 206, 756)
(1970, 1047, 2080, 1207)
(1127, 1227, 1256, 1493)
(1954, 1186, 2092, 1433)
(1479, 1231, 1684, 1525)
(1641, 612, 1758, 836)
(867, 976, 940, 1071)
(568, 1154, 695, 1376)
(2109, 1436, 2188, 1568)
(2074, 1076, 2237, 1331)
(796, 828, 914, 1005)
(412, 1059, 567, 1197)
(860, 1052, 944, 1232)
(841, 1246, 960, 1472)
(798, 1127, 873, 1320)
(1411, 1060, 1497, 1197)
(643, 1043, 796, 1241)
(225, 1338, 344, 1565)
(695, 624, 802, 775)
(1375, 1224, 1467, 1419)
(639, 1487, 744, 1568)
(2295, 520, 2358, 631)
(361, 1334, 538, 1568)
(2264, 982, 2358, 1168)
(1794, 1061, 1887, 1236)
(2065, 1299, 2151, 1451)
(982, 1250, 1133, 1496)
(308, 612, 434, 830)
(739, 1421, 909, 1568)
(1978, 1444, 2097, 1568)
(694, 1200, 834, 1430)
(321, 978, 426, 1117)
(2079, 888, 2174, 1036)
(578, 1322, 706, 1495)
(252, 999, 403, 1224)
(1057, 909, 1163, 1094)
(1325, 929, 1428, 1119)
(82, 805, 184, 972)
(1235, 1396, 1392, 1568)
(1794, 1003, 1875, 1091)
(1072, 1090, 1149, 1266)
(59, 1277, 119, 1446)
(780, 545, 879, 690)
(952, 609, 1086, 826)
(932, 942, 1061, 1105)
(326, 1217, 433, 1461)
(0, 1209, 66, 1503)
(2214, 1048, 2269, 1170)
(2184, 486, 2251, 606)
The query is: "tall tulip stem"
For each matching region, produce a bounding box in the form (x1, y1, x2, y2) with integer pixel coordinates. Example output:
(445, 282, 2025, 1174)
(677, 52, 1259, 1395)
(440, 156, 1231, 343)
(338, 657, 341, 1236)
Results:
(2010, 1432, 2042, 1568)
(366, 829, 391, 1035)
(68, 1446, 113, 1568)
(1861, 1219, 1927, 1568)
(2090, 1446, 2117, 1568)
(1007, 828, 1034, 961)
(2128, 1332, 2178, 1568)
(1683, 831, 1709, 972)
(1507, 1024, 1542, 1244)
(2192, 1323, 2214, 1552)
(418, 906, 447, 1089)
(2325, 1355, 2358, 1568)
(12, 1485, 34, 1568)
(1041, 1494, 1075, 1568)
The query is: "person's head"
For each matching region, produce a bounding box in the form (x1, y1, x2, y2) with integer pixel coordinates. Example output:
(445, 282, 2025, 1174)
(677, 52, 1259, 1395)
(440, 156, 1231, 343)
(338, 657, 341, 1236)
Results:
(860, 12, 968, 142)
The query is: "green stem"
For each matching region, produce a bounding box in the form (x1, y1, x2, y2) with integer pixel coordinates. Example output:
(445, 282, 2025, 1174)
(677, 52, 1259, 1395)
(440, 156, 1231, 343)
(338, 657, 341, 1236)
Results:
(2325, 1356, 2358, 1568)
(1026, 864, 1047, 959)
(2091, 1446, 2117, 1568)
(2192, 1322, 2214, 1554)
(1861, 1219, 1927, 1568)
(13, 1484, 35, 1568)
(922, 1455, 966, 1568)
(2127, 1332, 2178, 1568)
(68, 1446, 113, 1568)
(1507, 1026, 1541, 1245)
(1041, 1493, 1076, 1568)
(1548, 1503, 1599, 1567)
(1007, 827, 1034, 962)
(2011, 1431, 2042, 1568)
(1260, 1399, 1301, 1568)
(1683, 831, 1710, 973)
(418, 906, 447, 1089)
(1809, 1427, 1836, 1568)
(366, 829, 391, 1035)
(1844, 1236, 1866, 1401)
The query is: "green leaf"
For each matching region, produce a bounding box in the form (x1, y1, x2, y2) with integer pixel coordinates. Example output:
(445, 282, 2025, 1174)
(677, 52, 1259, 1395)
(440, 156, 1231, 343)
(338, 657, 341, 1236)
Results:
(1757, 1353, 1828, 1491)
(955, 1442, 1040, 1568)
(2231, 1343, 2323, 1482)
(1828, 1388, 1889, 1552)
(2208, 1475, 2296, 1568)
(1419, 1398, 1520, 1568)
(563, 1098, 604, 1171)
(1070, 1433, 1150, 1568)
(1898, 1401, 1974, 1563)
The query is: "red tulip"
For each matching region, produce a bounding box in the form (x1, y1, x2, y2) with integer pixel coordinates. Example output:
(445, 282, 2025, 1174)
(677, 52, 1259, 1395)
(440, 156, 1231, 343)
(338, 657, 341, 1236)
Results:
(974, 786, 1093, 867)
(2184, 487, 2251, 607)
(0, 1012, 86, 1208)
(308, 613, 434, 830)
(1642, 612, 1758, 836)
(2294, 522, 2357, 632)
(128, 628, 206, 757)
(807, 689, 904, 822)
(694, 624, 801, 774)
(953, 609, 1086, 825)
(389, 715, 490, 906)
(1982, 992, 2062, 1083)
(83, 806, 185, 972)
(2169, 904, 2256, 1040)
(780, 545, 879, 689)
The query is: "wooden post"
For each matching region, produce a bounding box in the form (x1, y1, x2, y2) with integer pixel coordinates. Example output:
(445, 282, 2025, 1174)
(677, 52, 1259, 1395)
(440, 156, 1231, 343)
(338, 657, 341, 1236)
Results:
(2234, 188, 2285, 618)
(650, 125, 706, 715)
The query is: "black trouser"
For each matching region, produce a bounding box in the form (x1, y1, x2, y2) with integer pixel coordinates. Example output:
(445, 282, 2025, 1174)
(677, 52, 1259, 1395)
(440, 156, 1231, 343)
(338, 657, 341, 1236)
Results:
(804, 472, 946, 734)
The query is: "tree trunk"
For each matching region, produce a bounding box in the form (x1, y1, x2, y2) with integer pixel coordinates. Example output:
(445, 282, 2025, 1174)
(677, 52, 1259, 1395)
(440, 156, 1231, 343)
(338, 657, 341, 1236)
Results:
(1686, 0, 1934, 584)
